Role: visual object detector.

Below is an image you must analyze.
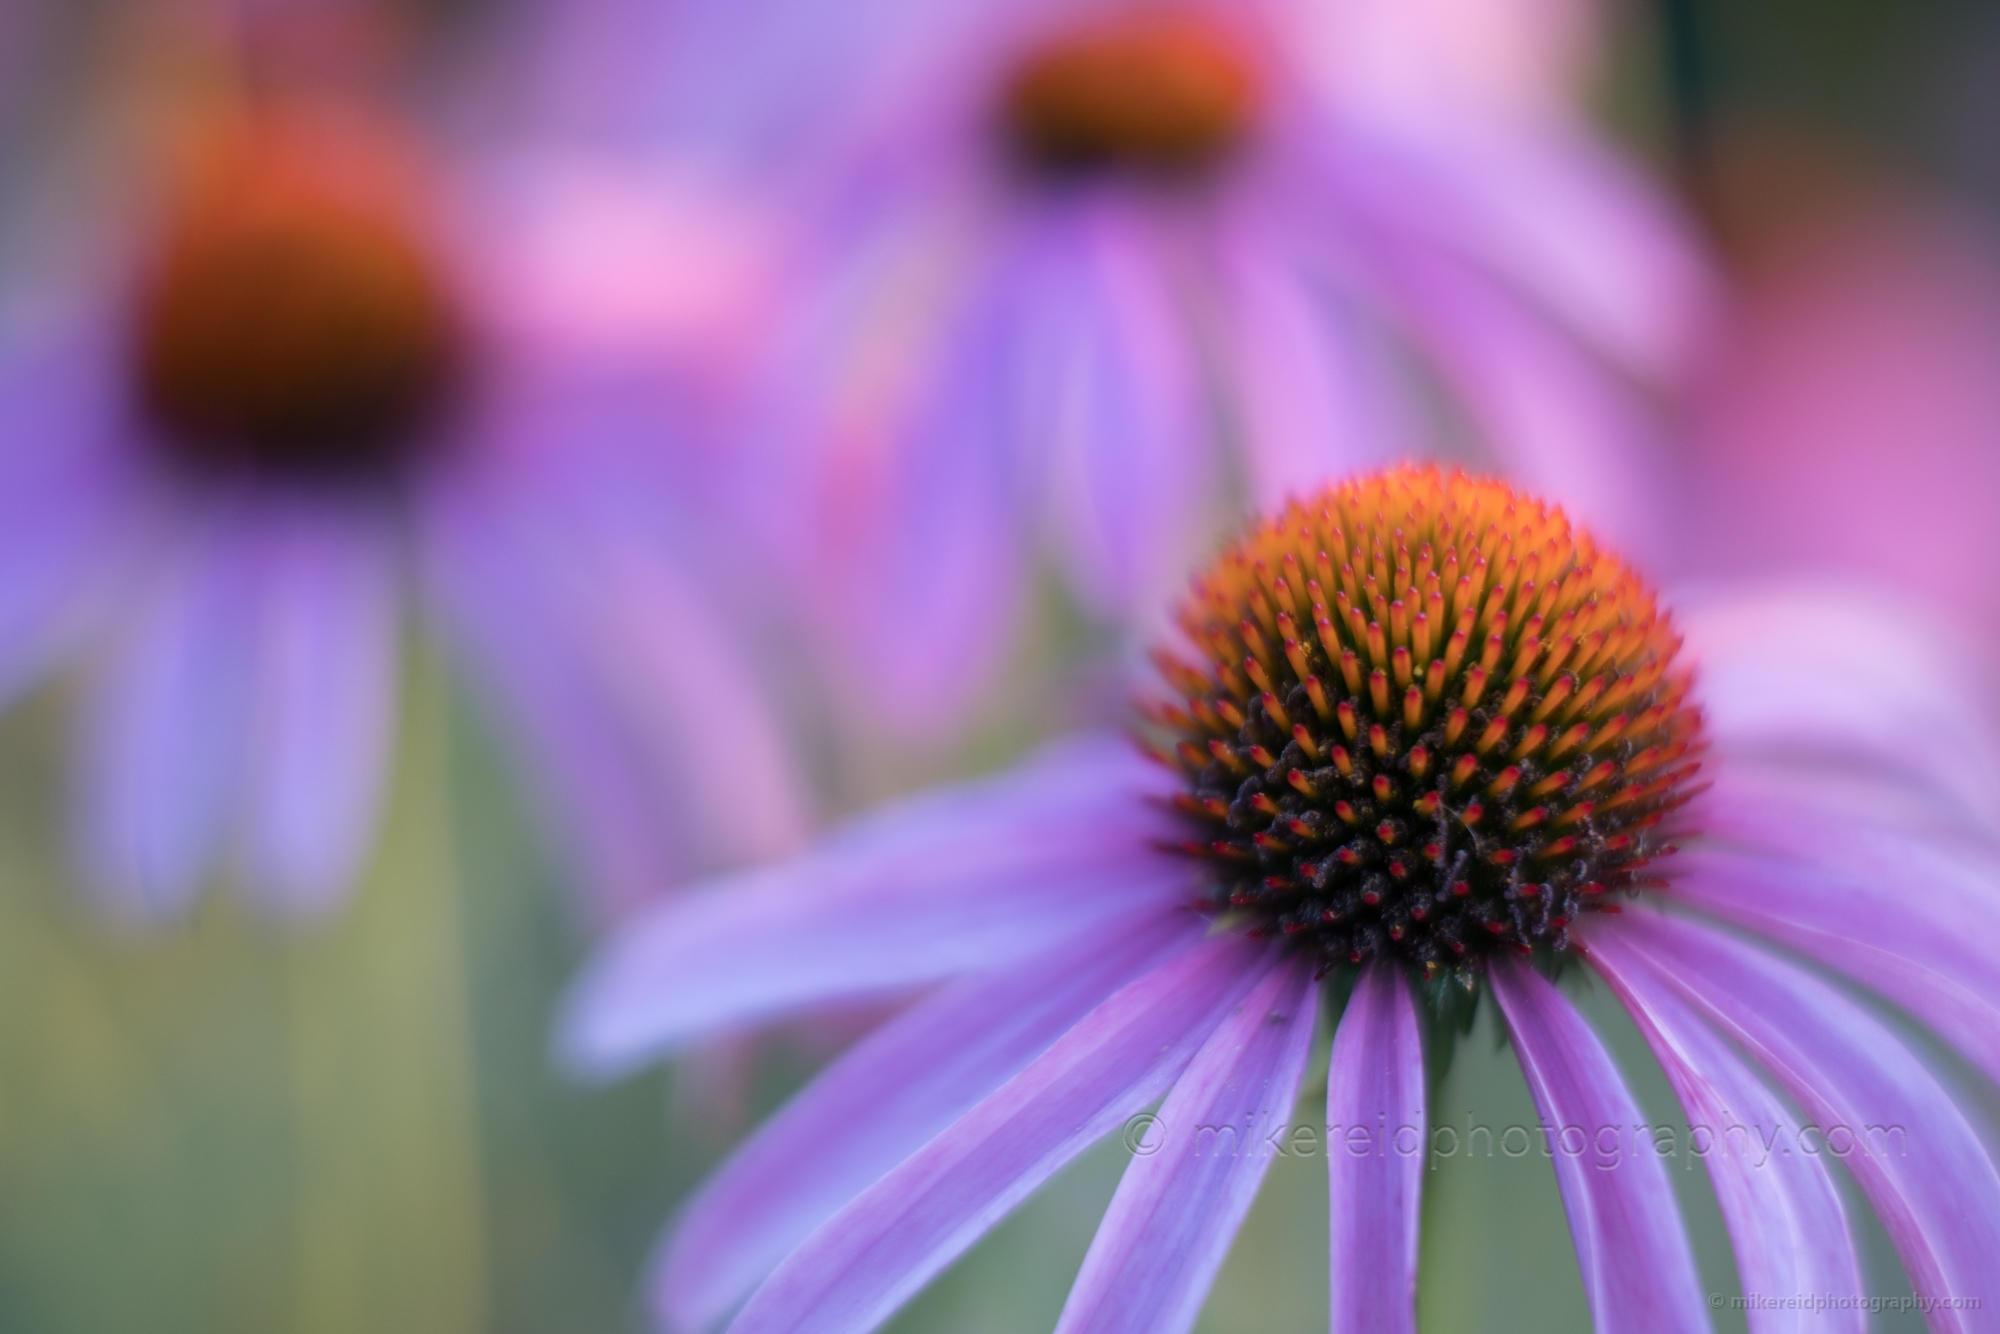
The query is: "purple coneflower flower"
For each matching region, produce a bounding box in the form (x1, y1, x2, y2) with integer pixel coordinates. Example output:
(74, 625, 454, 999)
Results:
(0, 39, 806, 923)
(714, 0, 1706, 730)
(564, 464, 2000, 1334)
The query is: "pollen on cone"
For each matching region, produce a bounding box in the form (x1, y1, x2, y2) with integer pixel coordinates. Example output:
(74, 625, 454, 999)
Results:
(1145, 464, 1704, 976)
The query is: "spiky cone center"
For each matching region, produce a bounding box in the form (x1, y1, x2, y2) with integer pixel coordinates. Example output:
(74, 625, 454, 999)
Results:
(133, 113, 461, 481)
(1146, 466, 1704, 986)
(1002, 12, 1258, 175)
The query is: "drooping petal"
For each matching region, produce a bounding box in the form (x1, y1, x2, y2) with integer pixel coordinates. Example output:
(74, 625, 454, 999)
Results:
(239, 501, 400, 920)
(1216, 217, 1404, 506)
(1605, 914, 2000, 1333)
(1677, 582, 2000, 820)
(1053, 954, 1317, 1334)
(1489, 958, 1711, 1334)
(657, 907, 1207, 1332)
(0, 331, 141, 706)
(1367, 125, 1711, 379)
(543, 521, 811, 870)
(1668, 845, 2000, 1086)
(1327, 961, 1425, 1334)
(1278, 0, 1601, 124)
(1039, 201, 1209, 618)
(727, 934, 1277, 1334)
(1682, 763, 2000, 994)
(831, 238, 1042, 735)
(423, 489, 682, 925)
(74, 509, 259, 922)
(1362, 236, 1677, 573)
(1699, 758, 2000, 856)
(0, 457, 131, 707)
(558, 735, 1187, 1075)
(1590, 931, 1864, 1334)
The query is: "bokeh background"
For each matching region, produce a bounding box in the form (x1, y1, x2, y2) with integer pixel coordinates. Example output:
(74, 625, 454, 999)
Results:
(2, 0, 1999, 1331)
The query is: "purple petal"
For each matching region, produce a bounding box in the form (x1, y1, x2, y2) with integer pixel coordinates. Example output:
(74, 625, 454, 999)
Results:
(1669, 845, 2000, 1086)
(835, 244, 1040, 733)
(815, 732, 1177, 862)
(1681, 768, 2000, 996)
(727, 933, 1277, 1334)
(558, 735, 1188, 1076)
(1327, 962, 1426, 1334)
(1366, 234, 1678, 572)
(423, 490, 685, 925)
(0, 333, 140, 706)
(1037, 202, 1208, 617)
(1679, 584, 2000, 819)
(239, 501, 400, 920)
(1699, 759, 1998, 851)
(1292, 0, 1599, 126)
(1695, 762, 2000, 902)
(0, 452, 132, 686)
(659, 907, 1206, 1331)
(1489, 958, 1711, 1334)
(1377, 127, 1711, 378)
(1054, 953, 1317, 1334)
(1601, 914, 2000, 1332)
(1589, 934, 1864, 1334)
(424, 431, 813, 888)
(544, 523, 812, 869)
(74, 509, 260, 922)
(1217, 220, 1404, 506)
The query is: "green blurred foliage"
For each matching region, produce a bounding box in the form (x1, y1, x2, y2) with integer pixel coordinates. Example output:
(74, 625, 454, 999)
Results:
(0, 656, 679, 1333)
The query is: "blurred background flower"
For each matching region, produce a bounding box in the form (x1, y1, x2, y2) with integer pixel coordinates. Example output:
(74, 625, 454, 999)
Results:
(0, 3, 812, 1329)
(668, 0, 1707, 749)
(0, 0, 807, 926)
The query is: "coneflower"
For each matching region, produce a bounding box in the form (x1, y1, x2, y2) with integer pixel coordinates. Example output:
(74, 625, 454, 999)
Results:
(0, 28, 805, 923)
(566, 465, 2000, 1334)
(691, 0, 1707, 731)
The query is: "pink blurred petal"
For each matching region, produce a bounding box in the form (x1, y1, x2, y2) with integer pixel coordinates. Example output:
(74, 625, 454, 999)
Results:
(1275, 0, 1601, 124)
(464, 154, 783, 369)
(239, 499, 400, 920)
(1217, 217, 1405, 504)
(74, 507, 260, 923)
(561, 527, 811, 871)
(1040, 201, 1210, 616)
(1684, 201, 2000, 655)
(1677, 581, 2000, 819)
